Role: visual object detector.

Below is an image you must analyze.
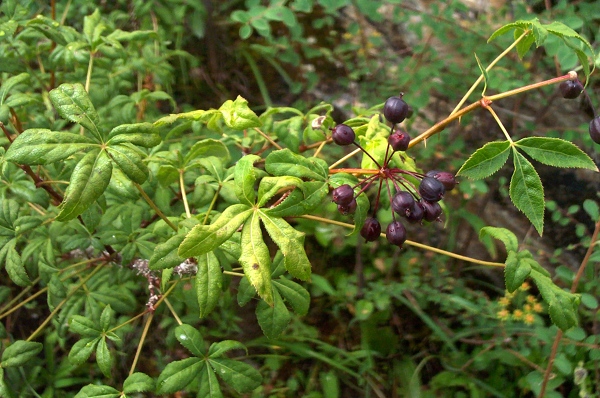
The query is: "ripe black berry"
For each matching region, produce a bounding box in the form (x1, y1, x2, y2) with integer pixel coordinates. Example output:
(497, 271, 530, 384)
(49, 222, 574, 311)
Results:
(360, 217, 381, 242)
(386, 221, 407, 247)
(419, 177, 445, 202)
(383, 95, 409, 124)
(331, 124, 355, 146)
(405, 201, 424, 224)
(388, 129, 411, 152)
(332, 184, 354, 205)
(391, 191, 415, 216)
(338, 199, 357, 215)
(421, 200, 442, 222)
(589, 116, 600, 144)
(559, 80, 584, 99)
(425, 170, 457, 191)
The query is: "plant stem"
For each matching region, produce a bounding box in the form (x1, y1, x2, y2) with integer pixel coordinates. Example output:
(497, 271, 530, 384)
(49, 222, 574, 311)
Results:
(329, 168, 379, 175)
(451, 30, 530, 115)
(254, 127, 282, 150)
(134, 182, 178, 231)
(539, 216, 600, 397)
(85, 52, 94, 93)
(223, 270, 245, 277)
(484, 105, 514, 144)
(129, 311, 154, 376)
(164, 298, 182, 326)
(203, 185, 222, 225)
(179, 171, 191, 218)
(329, 147, 362, 169)
(108, 310, 148, 333)
(298, 215, 504, 267)
(485, 71, 576, 102)
(26, 263, 105, 342)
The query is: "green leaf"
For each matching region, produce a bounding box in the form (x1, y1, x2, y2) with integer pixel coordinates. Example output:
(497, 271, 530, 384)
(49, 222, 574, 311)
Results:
(26, 15, 72, 46)
(179, 204, 252, 257)
(123, 372, 155, 394)
(175, 324, 205, 357)
(156, 357, 203, 394)
(544, 21, 595, 79)
(106, 123, 161, 147)
(510, 150, 545, 235)
(57, 149, 113, 221)
(237, 276, 256, 306)
(99, 305, 114, 332)
(197, 252, 223, 318)
(5, 240, 30, 286)
(49, 83, 101, 140)
(265, 149, 329, 181)
(96, 338, 112, 377)
(273, 278, 310, 315)
(149, 233, 187, 270)
(257, 176, 303, 207)
(529, 271, 579, 331)
(5, 129, 98, 165)
(198, 363, 223, 398)
(0, 73, 29, 105)
(239, 212, 273, 305)
(474, 53, 489, 95)
(1, 340, 42, 367)
(488, 20, 533, 43)
(515, 137, 598, 171)
(106, 144, 148, 184)
(259, 211, 311, 281)
(264, 181, 329, 217)
(153, 109, 219, 127)
(218, 96, 260, 129)
(68, 337, 99, 366)
(208, 340, 248, 358)
(504, 251, 532, 292)
(479, 226, 519, 253)
(457, 141, 511, 179)
(69, 315, 101, 337)
(74, 384, 120, 398)
(256, 288, 291, 339)
(185, 139, 231, 164)
(208, 358, 262, 393)
(234, 154, 260, 205)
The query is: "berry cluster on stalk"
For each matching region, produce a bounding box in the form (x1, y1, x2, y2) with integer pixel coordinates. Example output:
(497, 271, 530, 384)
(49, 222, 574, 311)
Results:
(559, 78, 600, 145)
(330, 95, 457, 249)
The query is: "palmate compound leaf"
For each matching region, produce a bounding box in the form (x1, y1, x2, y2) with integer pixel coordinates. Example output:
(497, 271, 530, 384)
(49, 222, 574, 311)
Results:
(510, 150, 545, 235)
(456, 141, 511, 180)
(515, 137, 598, 171)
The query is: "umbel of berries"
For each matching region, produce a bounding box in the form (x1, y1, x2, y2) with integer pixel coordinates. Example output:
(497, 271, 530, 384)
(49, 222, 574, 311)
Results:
(383, 95, 409, 124)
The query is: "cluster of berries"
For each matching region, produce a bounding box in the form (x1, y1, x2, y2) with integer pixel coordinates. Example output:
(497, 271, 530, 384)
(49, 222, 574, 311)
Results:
(559, 79, 600, 145)
(330, 95, 457, 248)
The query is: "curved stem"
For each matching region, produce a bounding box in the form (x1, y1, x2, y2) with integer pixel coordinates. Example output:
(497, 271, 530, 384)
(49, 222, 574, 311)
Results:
(179, 171, 191, 218)
(26, 263, 105, 341)
(451, 30, 530, 115)
(134, 182, 178, 231)
(298, 214, 504, 267)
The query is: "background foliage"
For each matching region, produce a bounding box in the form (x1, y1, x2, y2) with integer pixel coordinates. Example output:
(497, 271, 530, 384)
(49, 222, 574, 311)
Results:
(0, 0, 599, 397)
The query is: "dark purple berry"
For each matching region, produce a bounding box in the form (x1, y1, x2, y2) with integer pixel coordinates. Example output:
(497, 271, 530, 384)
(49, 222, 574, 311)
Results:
(360, 217, 381, 242)
(338, 199, 357, 215)
(425, 170, 457, 191)
(406, 106, 414, 119)
(559, 80, 584, 99)
(589, 116, 600, 144)
(386, 221, 407, 247)
(383, 95, 409, 124)
(405, 201, 424, 224)
(388, 129, 411, 152)
(391, 191, 415, 216)
(331, 124, 355, 146)
(419, 177, 445, 202)
(420, 200, 442, 222)
(332, 184, 354, 205)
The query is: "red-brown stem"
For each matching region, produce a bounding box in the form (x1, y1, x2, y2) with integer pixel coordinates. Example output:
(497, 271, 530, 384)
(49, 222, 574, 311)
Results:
(330, 168, 379, 175)
(539, 217, 600, 397)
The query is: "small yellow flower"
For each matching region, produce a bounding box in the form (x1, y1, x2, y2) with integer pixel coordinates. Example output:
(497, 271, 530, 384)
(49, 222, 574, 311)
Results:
(497, 309, 510, 320)
(520, 282, 530, 291)
(533, 303, 544, 313)
(524, 313, 535, 325)
(499, 297, 511, 307)
(513, 309, 524, 320)
(526, 295, 537, 304)
(523, 304, 531, 312)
